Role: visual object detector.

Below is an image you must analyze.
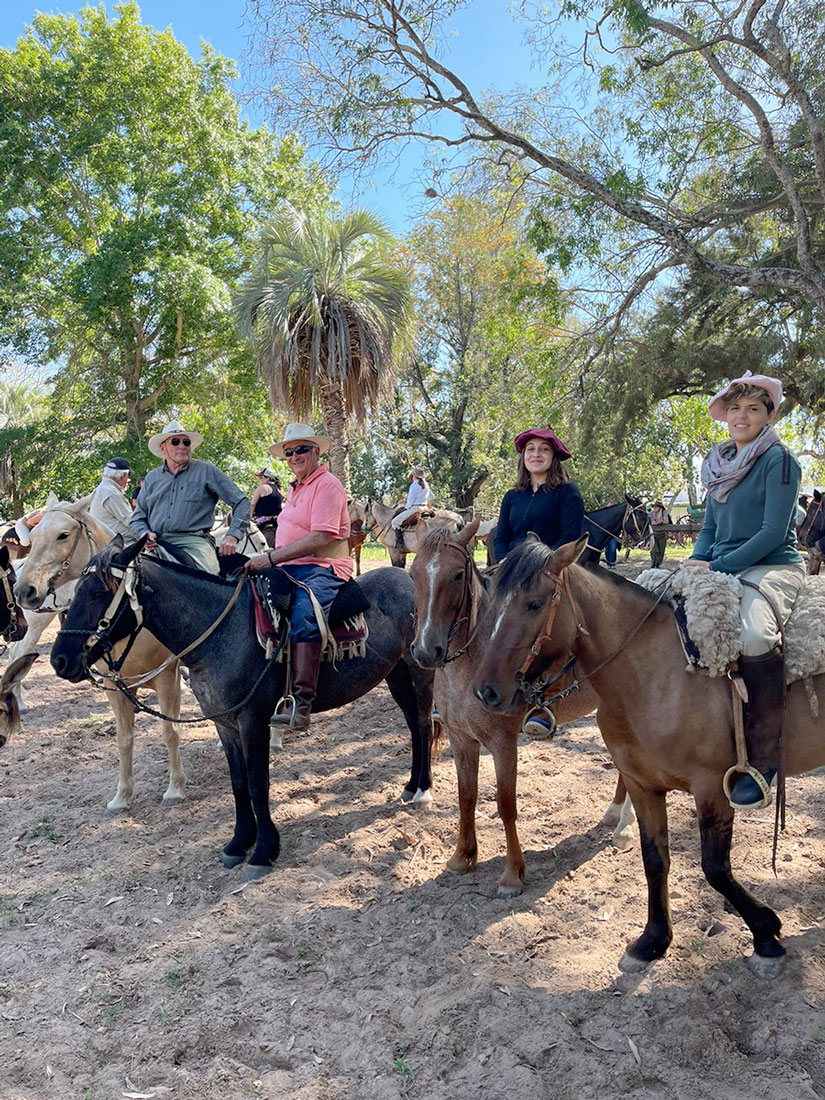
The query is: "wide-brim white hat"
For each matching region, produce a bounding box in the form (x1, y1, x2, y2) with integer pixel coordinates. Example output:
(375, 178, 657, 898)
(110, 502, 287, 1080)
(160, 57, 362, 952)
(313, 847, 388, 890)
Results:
(148, 420, 204, 458)
(268, 423, 330, 459)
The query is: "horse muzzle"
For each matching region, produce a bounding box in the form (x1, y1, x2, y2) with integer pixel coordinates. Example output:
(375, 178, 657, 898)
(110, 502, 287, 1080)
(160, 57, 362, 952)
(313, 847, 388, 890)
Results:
(50, 645, 87, 683)
(473, 680, 522, 714)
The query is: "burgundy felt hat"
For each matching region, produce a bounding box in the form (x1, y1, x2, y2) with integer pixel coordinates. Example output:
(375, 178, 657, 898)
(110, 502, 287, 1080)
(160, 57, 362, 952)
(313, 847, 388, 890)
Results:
(513, 427, 572, 460)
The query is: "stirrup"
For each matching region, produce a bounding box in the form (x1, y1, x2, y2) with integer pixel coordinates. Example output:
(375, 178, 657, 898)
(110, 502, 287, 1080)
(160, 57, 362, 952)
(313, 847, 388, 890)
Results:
(270, 693, 296, 727)
(521, 704, 557, 741)
(722, 762, 773, 810)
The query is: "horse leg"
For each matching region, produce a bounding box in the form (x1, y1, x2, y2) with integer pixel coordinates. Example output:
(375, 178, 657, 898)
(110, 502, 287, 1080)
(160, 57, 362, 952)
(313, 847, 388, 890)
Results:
(490, 731, 525, 899)
(238, 711, 281, 880)
(9, 611, 53, 711)
(619, 782, 673, 972)
(445, 732, 480, 875)
(386, 661, 434, 807)
(353, 543, 361, 577)
(154, 665, 185, 807)
(214, 719, 258, 868)
(695, 791, 784, 979)
(600, 774, 636, 850)
(106, 689, 137, 812)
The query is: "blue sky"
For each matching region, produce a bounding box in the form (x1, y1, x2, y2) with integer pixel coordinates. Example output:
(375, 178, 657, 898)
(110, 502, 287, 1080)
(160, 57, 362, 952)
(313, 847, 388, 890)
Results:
(0, 0, 546, 232)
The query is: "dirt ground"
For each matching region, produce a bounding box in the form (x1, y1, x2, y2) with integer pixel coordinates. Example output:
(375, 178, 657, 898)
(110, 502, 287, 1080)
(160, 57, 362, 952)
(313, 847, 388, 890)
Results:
(2, 555, 825, 1100)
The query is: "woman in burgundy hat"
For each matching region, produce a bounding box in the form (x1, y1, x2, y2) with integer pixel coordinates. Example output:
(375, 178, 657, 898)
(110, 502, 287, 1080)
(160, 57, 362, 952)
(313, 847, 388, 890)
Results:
(493, 427, 584, 563)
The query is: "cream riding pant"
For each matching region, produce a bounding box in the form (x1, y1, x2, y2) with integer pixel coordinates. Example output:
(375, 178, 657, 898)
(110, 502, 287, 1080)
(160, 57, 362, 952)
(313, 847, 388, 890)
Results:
(391, 505, 422, 530)
(737, 562, 805, 656)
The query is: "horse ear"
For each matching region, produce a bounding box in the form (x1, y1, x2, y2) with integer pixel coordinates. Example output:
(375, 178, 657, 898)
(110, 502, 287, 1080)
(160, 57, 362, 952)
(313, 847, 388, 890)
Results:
(1, 653, 38, 696)
(67, 493, 94, 514)
(112, 533, 148, 568)
(816, 490, 822, 503)
(111, 534, 125, 550)
(45, 491, 59, 510)
(547, 535, 590, 573)
(525, 531, 542, 543)
(455, 516, 481, 546)
(0, 546, 8, 570)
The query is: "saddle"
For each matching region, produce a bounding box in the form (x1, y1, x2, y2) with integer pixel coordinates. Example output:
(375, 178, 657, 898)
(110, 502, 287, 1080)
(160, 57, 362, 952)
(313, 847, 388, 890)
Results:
(250, 568, 370, 662)
(394, 507, 434, 530)
(635, 568, 825, 695)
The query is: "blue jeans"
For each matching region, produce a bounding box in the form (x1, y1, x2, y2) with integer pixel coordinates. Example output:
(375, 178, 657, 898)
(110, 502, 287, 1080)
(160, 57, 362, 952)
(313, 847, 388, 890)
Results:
(279, 564, 346, 641)
(604, 538, 618, 566)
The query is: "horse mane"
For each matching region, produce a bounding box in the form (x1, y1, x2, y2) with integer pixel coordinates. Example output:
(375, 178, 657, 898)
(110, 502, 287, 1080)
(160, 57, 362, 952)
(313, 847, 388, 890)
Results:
(92, 544, 237, 592)
(419, 526, 464, 554)
(493, 539, 554, 596)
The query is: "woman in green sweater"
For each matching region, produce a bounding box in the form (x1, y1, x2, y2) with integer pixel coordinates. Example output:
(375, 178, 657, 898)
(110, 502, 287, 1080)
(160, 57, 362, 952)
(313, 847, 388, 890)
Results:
(684, 371, 804, 809)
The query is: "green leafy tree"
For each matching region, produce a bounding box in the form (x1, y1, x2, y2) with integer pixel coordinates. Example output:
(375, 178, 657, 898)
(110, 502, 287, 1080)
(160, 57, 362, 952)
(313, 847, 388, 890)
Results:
(0, 2, 329, 458)
(236, 204, 414, 491)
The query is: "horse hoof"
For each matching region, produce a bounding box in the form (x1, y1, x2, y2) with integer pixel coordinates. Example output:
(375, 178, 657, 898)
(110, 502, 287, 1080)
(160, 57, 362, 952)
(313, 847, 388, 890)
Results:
(269, 729, 284, 751)
(221, 851, 246, 869)
(105, 800, 129, 815)
(747, 952, 785, 980)
(161, 794, 185, 808)
(600, 805, 622, 828)
(241, 862, 273, 882)
(497, 882, 524, 900)
(618, 951, 651, 974)
(411, 788, 433, 810)
(400, 788, 416, 803)
(612, 827, 635, 852)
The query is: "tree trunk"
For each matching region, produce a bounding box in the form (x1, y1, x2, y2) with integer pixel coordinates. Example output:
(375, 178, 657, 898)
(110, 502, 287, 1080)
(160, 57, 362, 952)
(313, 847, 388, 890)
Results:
(319, 378, 351, 493)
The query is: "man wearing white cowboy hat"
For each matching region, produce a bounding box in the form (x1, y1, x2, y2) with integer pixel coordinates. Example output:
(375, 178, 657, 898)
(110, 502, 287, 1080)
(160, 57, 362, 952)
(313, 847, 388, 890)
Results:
(130, 420, 250, 574)
(245, 423, 352, 731)
(90, 456, 134, 542)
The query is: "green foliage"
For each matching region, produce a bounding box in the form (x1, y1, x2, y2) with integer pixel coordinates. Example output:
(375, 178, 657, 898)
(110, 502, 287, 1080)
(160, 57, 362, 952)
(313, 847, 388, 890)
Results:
(0, 3, 330, 511)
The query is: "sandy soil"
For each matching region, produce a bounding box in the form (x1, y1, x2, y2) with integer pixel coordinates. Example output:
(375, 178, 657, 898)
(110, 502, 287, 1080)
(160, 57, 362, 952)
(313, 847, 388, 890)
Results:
(2, 557, 825, 1100)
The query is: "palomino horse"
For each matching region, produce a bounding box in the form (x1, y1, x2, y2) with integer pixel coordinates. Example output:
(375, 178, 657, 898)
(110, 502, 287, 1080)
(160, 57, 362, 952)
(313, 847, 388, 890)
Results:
(366, 499, 464, 567)
(13, 495, 185, 811)
(347, 499, 369, 576)
(51, 537, 436, 878)
(409, 522, 634, 898)
(473, 536, 825, 979)
(799, 490, 824, 575)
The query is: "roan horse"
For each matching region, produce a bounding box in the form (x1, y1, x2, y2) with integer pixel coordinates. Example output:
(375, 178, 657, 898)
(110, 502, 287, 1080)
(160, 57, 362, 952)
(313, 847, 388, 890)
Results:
(366, 499, 464, 567)
(473, 536, 825, 979)
(409, 521, 634, 898)
(51, 537, 436, 878)
(13, 495, 185, 811)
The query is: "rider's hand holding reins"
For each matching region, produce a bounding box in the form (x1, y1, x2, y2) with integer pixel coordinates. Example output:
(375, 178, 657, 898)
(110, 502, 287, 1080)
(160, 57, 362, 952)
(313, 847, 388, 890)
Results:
(681, 559, 711, 570)
(218, 535, 238, 557)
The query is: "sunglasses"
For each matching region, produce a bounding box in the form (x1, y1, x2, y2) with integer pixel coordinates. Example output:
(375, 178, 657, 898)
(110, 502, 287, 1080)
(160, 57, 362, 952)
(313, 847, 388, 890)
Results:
(169, 437, 191, 447)
(283, 444, 315, 458)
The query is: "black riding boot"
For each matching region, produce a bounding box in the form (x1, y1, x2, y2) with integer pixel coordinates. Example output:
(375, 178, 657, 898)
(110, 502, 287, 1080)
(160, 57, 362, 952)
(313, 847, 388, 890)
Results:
(270, 641, 322, 732)
(728, 650, 785, 809)
(395, 526, 406, 549)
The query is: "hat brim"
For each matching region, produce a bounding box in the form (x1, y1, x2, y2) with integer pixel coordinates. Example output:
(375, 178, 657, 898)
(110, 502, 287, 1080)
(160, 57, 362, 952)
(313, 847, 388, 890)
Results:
(514, 429, 572, 460)
(707, 373, 783, 422)
(148, 430, 204, 458)
(268, 436, 330, 458)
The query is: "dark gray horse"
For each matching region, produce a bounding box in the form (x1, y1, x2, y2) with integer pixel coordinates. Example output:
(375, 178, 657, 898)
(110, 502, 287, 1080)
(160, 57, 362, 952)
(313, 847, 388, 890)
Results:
(50, 536, 435, 879)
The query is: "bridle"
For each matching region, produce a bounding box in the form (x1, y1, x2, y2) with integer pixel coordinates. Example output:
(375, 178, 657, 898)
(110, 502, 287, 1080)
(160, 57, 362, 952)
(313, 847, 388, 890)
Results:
(0, 559, 19, 650)
(585, 501, 648, 555)
(57, 556, 276, 723)
(802, 497, 825, 547)
(29, 509, 99, 610)
(414, 539, 481, 666)
(623, 503, 651, 548)
(513, 564, 675, 715)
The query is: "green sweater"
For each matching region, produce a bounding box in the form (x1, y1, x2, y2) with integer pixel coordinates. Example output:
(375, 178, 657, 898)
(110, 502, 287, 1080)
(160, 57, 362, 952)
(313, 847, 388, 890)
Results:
(691, 443, 802, 574)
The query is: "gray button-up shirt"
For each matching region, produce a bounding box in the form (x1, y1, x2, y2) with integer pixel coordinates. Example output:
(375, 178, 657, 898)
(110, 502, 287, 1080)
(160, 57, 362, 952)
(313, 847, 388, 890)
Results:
(90, 477, 135, 541)
(130, 459, 250, 540)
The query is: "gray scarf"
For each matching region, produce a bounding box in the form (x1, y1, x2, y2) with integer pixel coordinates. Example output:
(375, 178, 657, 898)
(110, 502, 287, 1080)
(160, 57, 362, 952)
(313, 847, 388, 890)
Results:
(701, 426, 780, 504)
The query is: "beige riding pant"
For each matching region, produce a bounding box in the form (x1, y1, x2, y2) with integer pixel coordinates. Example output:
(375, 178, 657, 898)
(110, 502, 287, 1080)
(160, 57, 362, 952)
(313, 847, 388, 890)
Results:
(737, 562, 805, 656)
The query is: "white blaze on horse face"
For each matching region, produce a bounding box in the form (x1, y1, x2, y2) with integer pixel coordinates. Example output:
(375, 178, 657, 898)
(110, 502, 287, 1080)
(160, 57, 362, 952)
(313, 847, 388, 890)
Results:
(489, 604, 510, 646)
(416, 559, 441, 653)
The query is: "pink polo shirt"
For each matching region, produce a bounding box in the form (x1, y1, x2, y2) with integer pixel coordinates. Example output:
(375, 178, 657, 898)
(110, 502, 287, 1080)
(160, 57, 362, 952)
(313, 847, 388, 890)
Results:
(275, 464, 353, 580)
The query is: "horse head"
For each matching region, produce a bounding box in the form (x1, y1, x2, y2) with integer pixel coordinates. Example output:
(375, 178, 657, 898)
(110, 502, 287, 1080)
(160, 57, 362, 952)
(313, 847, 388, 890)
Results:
(15, 494, 110, 610)
(623, 494, 652, 546)
(0, 654, 39, 748)
(473, 534, 589, 713)
(50, 534, 147, 683)
(800, 490, 825, 548)
(409, 517, 480, 668)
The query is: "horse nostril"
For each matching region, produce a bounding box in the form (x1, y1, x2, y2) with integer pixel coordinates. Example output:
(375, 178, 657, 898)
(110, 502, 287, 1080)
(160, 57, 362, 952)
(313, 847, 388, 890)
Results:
(52, 654, 67, 675)
(479, 683, 499, 708)
(431, 645, 444, 665)
(23, 586, 37, 605)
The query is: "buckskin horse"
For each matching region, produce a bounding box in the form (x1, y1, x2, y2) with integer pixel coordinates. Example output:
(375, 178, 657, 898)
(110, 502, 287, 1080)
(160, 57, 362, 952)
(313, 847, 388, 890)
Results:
(409, 521, 634, 898)
(472, 535, 825, 979)
(51, 535, 436, 879)
(365, 499, 464, 568)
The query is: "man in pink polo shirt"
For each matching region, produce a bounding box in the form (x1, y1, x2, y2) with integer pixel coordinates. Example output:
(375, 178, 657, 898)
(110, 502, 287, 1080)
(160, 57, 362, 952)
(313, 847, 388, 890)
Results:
(246, 423, 351, 730)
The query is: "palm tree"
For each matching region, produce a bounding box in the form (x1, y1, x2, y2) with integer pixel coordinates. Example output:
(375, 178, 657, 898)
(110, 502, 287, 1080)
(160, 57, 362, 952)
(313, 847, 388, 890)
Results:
(237, 205, 414, 491)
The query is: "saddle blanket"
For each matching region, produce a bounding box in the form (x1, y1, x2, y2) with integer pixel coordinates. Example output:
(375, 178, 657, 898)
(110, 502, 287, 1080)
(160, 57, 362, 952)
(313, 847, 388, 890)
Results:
(251, 568, 370, 662)
(634, 568, 825, 685)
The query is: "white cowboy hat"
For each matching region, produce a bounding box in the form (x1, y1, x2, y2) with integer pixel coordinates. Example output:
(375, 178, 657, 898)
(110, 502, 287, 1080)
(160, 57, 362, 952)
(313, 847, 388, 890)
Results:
(148, 420, 204, 459)
(268, 423, 330, 459)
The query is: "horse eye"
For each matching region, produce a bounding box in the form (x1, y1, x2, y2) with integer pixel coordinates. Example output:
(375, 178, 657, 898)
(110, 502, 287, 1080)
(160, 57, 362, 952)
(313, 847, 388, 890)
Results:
(527, 600, 544, 612)
(453, 571, 464, 582)
(57, 531, 69, 540)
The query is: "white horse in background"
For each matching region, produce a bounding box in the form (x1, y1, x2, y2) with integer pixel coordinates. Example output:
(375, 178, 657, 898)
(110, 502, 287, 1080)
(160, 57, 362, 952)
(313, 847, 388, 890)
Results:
(13, 494, 186, 812)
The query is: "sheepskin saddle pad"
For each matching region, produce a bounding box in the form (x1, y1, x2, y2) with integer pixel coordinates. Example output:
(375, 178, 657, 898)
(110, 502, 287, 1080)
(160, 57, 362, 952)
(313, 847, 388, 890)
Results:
(634, 568, 825, 684)
(251, 569, 371, 661)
